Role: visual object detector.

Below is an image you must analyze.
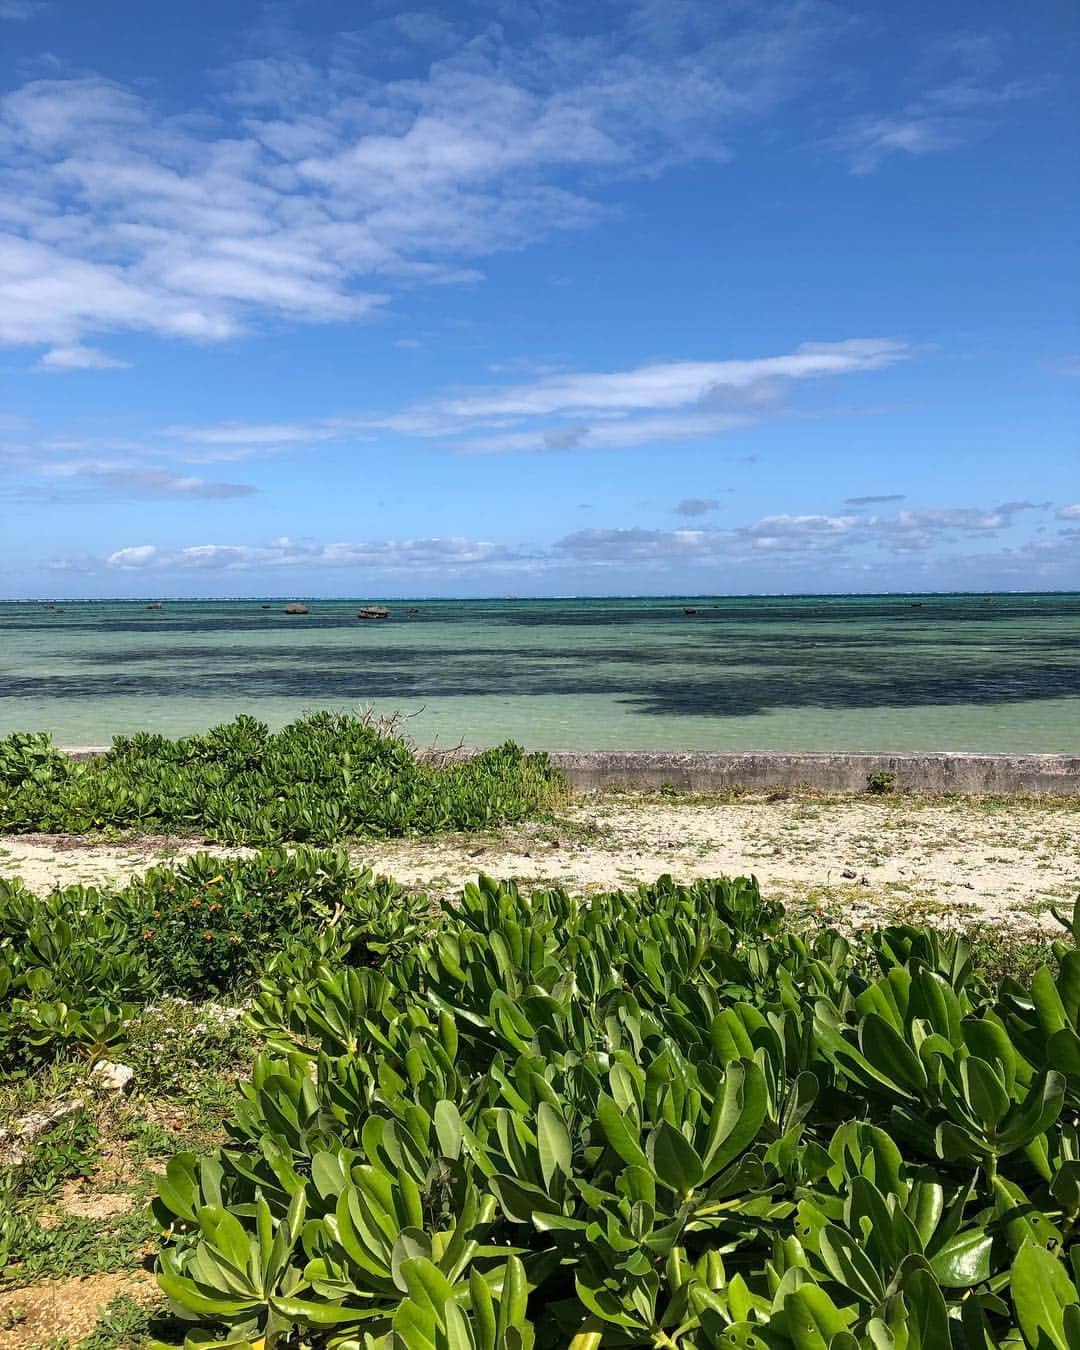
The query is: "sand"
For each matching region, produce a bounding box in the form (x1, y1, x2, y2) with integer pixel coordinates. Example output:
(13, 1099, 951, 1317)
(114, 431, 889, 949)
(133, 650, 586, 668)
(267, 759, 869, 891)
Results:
(0, 1271, 156, 1349)
(2, 790, 1077, 930)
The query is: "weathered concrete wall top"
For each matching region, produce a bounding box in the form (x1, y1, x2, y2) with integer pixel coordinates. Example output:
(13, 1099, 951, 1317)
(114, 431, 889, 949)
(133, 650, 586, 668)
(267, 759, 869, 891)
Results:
(544, 750, 1080, 795)
(60, 745, 1080, 794)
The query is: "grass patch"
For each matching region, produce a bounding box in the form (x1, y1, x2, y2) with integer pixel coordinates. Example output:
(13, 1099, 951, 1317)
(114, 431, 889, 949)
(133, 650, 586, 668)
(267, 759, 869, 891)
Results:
(0, 1203, 157, 1292)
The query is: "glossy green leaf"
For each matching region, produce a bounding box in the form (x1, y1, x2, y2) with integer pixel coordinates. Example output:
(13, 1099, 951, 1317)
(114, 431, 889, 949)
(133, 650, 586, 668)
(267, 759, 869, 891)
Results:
(597, 1094, 649, 1169)
(536, 1101, 572, 1190)
(1012, 1241, 1078, 1350)
(646, 1120, 704, 1196)
(928, 1228, 993, 1288)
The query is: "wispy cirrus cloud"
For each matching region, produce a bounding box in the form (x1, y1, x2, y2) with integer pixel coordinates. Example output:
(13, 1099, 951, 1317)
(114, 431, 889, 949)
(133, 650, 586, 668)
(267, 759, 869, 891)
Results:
(0, 332, 915, 517)
(19, 460, 256, 501)
(830, 33, 1042, 173)
(0, 428, 257, 500)
(0, 4, 843, 354)
(166, 421, 342, 448)
(154, 338, 912, 459)
(365, 338, 908, 454)
(399, 339, 908, 425)
(845, 493, 906, 506)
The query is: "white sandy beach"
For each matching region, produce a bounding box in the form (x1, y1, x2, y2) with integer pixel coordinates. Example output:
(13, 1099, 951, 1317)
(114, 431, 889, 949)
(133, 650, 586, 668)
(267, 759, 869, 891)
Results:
(4, 790, 1077, 931)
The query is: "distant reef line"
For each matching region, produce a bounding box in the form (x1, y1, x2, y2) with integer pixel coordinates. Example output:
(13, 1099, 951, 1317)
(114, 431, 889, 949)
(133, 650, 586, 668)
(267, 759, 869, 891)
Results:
(57, 745, 1080, 796)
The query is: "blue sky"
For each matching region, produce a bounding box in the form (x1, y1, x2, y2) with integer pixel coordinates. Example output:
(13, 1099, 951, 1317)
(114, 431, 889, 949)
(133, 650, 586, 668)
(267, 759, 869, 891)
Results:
(0, 0, 1076, 597)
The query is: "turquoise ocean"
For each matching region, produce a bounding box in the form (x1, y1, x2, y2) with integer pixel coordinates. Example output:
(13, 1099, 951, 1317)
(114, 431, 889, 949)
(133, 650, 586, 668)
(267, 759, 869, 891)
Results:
(2, 593, 1078, 752)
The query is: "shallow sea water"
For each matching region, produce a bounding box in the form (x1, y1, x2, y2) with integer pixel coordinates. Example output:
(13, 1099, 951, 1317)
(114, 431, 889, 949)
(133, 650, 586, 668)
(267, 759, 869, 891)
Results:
(2, 593, 1078, 752)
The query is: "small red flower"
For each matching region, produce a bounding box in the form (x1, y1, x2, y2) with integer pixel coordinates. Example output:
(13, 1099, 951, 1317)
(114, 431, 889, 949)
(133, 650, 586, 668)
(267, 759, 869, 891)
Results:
(191, 897, 203, 908)
(142, 929, 154, 939)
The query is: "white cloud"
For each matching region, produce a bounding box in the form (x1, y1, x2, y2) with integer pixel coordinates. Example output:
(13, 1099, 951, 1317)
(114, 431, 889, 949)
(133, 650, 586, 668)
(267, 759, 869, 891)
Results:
(151, 338, 908, 461)
(35, 344, 128, 370)
(99, 536, 519, 572)
(1057, 504, 1080, 520)
(555, 527, 725, 564)
(428, 340, 907, 421)
(553, 519, 862, 567)
(64, 498, 1052, 579)
(0, 328, 918, 518)
(741, 513, 859, 548)
(454, 411, 756, 454)
(553, 501, 1044, 567)
(107, 544, 156, 567)
(363, 338, 910, 453)
(0, 6, 842, 350)
(0, 232, 239, 345)
(0, 332, 909, 501)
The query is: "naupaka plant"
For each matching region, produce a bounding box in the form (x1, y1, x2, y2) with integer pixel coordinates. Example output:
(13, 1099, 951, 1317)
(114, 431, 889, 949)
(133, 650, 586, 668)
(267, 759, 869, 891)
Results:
(142, 872, 1080, 1348)
(0, 713, 564, 843)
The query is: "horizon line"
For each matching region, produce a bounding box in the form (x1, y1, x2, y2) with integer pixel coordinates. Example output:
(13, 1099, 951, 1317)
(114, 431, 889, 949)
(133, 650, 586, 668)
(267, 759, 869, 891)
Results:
(4, 588, 1079, 603)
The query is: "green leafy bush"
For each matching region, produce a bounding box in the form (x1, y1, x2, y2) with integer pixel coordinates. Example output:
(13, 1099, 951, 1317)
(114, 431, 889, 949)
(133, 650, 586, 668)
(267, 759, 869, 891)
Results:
(0, 713, 563, 843)
(0, 848, 424, 1072)
(123, 848, 416, 993)
(145, 874, 1080, 1349)
(6, 829, 1080, 1347)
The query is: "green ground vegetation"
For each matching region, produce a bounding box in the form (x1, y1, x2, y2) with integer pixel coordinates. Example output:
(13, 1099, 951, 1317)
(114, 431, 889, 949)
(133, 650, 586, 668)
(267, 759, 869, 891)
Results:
(0, 847, 418, 1075)
(2, 846, 1080, 1349)
(0, 714, 564, 843)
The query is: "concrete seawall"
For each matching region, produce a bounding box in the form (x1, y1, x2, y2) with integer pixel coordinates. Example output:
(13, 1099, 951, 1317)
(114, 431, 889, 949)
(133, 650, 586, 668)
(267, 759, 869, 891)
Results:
(60, 746, 1080, 795)
(545, 750, 1080, 795)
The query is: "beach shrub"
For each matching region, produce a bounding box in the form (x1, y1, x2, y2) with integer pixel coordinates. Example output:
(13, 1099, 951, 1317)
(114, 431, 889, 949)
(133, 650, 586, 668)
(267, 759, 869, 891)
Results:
(0, 849, 419, 1072)
(125, 847, 417, 994)
(0, 712, 564, 843)
(145, 873, 1080, 1349)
